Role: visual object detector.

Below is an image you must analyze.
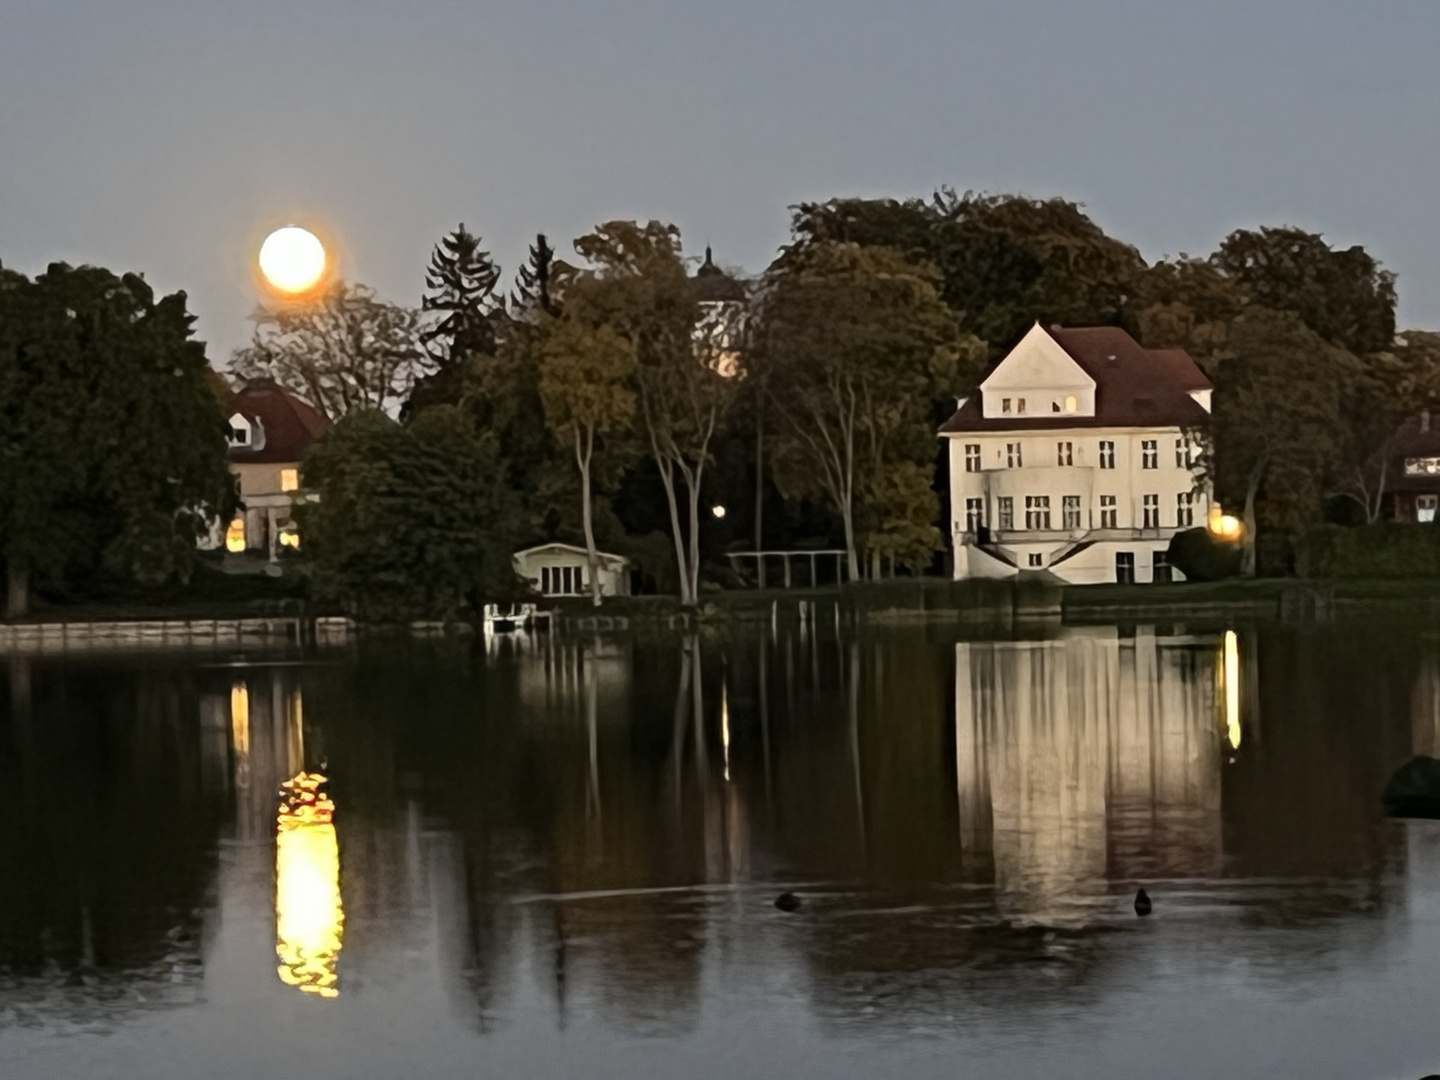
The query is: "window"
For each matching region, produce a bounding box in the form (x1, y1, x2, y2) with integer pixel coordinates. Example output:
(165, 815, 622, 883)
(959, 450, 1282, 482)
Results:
(964, 444, 981, 473)
(1142, 440, 1158, 469)
(1177, 491, 1194, 527)
(1051, 400, 1062, 413)
(1175, 438, 1188, 469)
(1001, 397, 1013, 414)
(1153, 551, 1172, 583)
(1025, 496, 1051, 530)
(1027, 553, 1043, 567)
(224, 517, 246, 553)
(1057, 441, 1073, 466)
(1064, 395, 1078, 414)
(1016, 398, 1027, 414)
(1099, 495, 1118, 529)
(280, 468, 299, 493)
(1142, 494, 1159, 528)
(1420, 495, 1438, 524)
(1115, 551, 1135, 585)
(541, 567, 551, 593)
(1063, 495, 1082, 530)
(230, 425, 250, 447)
(1407, 457, 1440, 476)
(1006, 442, 1023, 468)
(1099, 441, 1115, 469)
(998, 497, 1014, 530)
(965, 497, 985, 532)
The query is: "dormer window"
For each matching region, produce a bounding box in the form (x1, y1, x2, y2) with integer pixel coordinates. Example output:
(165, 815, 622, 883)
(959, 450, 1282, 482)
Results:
(1001, 398, 1012, 414)
(1016, 398, 1027, 414)
(228, 413, 252, 447)
(1064, 395, 1078, 414)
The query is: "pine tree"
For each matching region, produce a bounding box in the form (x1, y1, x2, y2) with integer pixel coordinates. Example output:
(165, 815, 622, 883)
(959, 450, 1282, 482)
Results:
(511, 233, 557, 318)
(421, 223, 501, 365)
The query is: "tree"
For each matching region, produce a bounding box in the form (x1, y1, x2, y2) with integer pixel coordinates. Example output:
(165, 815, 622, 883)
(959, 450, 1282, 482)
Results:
(561, 221, 736, 606)
(406, 225, 503, 417)
(751, 243, 980, 580)
(1130, 256, 1249, 374)
(537, 317, 637, 605)
(295, 407, 517, 622)
(232, 283, 426, 420)
(1208, 309, 1354, 575)
(511, 233, 558, 318)
(784, 191, 1147, 354)
(1212, 227, 1397, 355)
(0, 263, 231, 617)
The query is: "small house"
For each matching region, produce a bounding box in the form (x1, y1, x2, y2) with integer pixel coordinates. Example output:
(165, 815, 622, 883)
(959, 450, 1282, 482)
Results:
(513, 543, 631, 598)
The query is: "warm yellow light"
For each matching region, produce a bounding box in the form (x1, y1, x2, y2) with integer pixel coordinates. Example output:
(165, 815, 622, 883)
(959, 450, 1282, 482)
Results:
(1207, 505, 1243, 542)
(259, 226, 327, 295)
(225, 517, 247, 553)
(278, 530, 301, 550)
(1222, 630, 1241, 750)
(280, 468, 299, 493)
(276, 772, 343, 998)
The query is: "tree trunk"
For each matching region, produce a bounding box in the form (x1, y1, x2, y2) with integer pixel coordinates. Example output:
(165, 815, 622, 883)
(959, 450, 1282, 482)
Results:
(1241, 472, 1262, 578)
(685, 465, 704, 605)
(575, 427, 603, 607)
(840, 489, 859, 583)
(753, 400, 765, 554)
(6, 562, 30, 620)
(655, 458, 694, 606)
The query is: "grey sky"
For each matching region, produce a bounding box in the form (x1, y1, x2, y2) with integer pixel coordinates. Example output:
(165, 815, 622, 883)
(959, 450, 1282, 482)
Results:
(1, 0, 1435, 364)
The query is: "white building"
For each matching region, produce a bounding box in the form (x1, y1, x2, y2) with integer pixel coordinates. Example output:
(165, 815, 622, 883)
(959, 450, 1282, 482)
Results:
(939, 323, 1212, 584)
(513, 543, 631, 598)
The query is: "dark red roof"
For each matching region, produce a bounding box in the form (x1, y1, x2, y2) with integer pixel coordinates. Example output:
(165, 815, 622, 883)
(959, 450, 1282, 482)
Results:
(226, 379, 330, 464)
(939, 325, 1212, 434)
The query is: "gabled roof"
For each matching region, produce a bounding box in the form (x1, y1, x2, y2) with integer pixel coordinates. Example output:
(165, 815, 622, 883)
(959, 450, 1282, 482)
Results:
(939, 324, 1212, 434)
(226, 379, 330, 464)
(513, 543, 629, 566)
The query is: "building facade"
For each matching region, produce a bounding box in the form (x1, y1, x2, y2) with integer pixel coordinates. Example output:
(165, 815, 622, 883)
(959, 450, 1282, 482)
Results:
(202, 378, 329, 562)
(939, 323, 1212, 584)
(513, 543, 631, 599)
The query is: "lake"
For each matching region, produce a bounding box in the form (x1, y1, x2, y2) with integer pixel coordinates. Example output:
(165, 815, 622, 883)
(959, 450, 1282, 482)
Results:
(2, 615, 1438, 1079)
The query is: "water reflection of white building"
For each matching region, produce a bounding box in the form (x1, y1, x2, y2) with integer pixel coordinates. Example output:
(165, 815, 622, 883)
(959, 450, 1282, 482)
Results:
(956, 627, 1224, 924)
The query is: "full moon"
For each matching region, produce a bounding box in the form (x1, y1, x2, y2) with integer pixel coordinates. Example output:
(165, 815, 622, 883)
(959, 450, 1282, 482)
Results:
(259, 226, 327, 294)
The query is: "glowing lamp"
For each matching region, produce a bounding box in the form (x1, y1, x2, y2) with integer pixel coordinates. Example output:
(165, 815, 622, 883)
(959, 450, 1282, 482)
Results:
(1207, 505, 1243, 542)
(711, 505, 727, 520)
(225, 517, 247, 553)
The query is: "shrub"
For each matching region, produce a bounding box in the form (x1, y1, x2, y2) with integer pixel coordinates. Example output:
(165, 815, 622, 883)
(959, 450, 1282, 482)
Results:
(1167, 527, 1242, 582)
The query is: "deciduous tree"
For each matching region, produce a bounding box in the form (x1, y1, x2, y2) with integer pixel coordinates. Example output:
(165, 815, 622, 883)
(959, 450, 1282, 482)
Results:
(296, 407, 516, 621)
(233, 283, 426, 420)
(0, 264, 231, 616)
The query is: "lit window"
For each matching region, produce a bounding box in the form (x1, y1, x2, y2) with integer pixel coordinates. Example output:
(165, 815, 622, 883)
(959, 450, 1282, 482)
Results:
(1025, 495, 1051, 530)
(1057, 441, 1073, 466)
(1099, 495, 1118, 529)
(1177, 492, 1194, 527)
(1064, 395, 1078, 414)
(225, 517, 246, 553)
(1007, 442, 1023, 468)
(1420, 495, 1438, 524)
(1142, 440, 1158, 469)
(1099, 441, 1115, 469)
(964, 444, 981, 473)
(280, 468, 299, 492)
(1142, 493, 1159, 528)
(998, 497, 1014, 530)
(1063, 495, 1082, 530)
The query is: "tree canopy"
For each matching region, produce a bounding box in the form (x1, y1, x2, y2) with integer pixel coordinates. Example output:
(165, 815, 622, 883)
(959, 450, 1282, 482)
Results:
(0, 263, 231, 615)
(295, 406, 517, 622)
(233, 282, 426, 420)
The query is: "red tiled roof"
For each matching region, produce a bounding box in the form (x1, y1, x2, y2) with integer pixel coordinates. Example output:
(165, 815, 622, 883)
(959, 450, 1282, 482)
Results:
(938, 325, 1211, 434)
(225, 379, 330, 464)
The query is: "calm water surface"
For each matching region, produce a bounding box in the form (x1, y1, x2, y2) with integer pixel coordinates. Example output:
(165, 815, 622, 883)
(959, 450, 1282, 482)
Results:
(3, 618, 1439, 1078)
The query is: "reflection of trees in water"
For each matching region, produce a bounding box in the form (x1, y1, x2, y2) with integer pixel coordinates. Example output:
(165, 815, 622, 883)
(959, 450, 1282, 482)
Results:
(0, 657, 226, 1026)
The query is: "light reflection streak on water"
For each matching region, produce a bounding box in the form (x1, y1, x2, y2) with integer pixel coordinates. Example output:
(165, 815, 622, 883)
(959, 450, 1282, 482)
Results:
(1223, 630, 1241, 750)
(275, 772, 344, 998)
